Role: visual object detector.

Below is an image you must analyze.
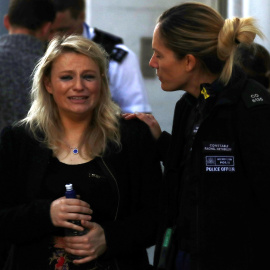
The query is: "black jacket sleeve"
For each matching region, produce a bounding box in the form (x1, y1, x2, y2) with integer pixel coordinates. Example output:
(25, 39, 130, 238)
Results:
(156, 131, 172, 164)
(100, 119, 162, 257)
(237, 102, 270, 210)
(0, 126, 56, 244)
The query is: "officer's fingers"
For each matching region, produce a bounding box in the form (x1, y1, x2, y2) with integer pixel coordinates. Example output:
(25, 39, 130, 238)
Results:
(135, 113, 162, 140)
(122, 113, 137, 119)
(133, 112, 151, 123)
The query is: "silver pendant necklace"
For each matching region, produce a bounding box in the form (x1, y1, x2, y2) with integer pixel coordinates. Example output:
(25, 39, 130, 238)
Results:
(64, 142, 79, 155)
(70, 147, 79, 155)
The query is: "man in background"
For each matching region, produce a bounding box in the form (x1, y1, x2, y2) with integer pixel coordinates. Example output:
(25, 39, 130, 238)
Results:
(0, 0, 56, 131)
(50, 0, 151, 113)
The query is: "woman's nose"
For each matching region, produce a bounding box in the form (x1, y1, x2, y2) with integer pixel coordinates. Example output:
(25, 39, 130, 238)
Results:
(74, 78, 83, 91)
(149, 55, 158, 69)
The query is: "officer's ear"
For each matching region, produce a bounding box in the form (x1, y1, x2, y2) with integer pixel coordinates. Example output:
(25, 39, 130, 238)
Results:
(78, 11, 85, 23)
(185, 54, 197, 72)
(35, 21, 52, 42)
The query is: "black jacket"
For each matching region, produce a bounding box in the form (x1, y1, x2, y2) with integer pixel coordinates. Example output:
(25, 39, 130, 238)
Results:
(0, 119, 162, 270)
(155, 68, 270, 270)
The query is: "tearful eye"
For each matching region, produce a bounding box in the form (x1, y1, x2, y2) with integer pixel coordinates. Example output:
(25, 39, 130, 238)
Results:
(83, 75, 95, 81)
(60, 75, 72, 81)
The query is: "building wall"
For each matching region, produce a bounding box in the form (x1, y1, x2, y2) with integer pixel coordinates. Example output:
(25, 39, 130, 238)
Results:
(90, 0, 217, 56)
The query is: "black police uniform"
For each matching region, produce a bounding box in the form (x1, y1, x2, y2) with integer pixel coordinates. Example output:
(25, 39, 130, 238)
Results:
(155, 66, 270, 270)
(92, 27, 128, 63)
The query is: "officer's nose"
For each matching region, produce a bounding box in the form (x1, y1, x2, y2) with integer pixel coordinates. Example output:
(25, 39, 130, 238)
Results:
(149, 54, 158, 69)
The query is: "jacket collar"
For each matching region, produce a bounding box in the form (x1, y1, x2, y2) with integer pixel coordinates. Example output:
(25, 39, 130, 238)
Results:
(215, 66, 248, 106)
(183, 66, 247, 107)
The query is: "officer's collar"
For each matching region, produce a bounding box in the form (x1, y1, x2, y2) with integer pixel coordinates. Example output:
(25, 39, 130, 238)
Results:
(200, 79, 224, 100)
(83, 22, 95, 40)
(184, 79, 225, 106)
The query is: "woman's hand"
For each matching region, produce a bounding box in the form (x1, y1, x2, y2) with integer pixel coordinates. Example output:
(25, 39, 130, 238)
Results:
(50, 197, 92, 231)
(122, 112, 162, 140)
(54, 220, 107, 264)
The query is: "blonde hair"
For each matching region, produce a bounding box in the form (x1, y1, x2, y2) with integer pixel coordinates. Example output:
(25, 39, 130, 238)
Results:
(158, 2, 264, 85)
(21, 35, 121, 158)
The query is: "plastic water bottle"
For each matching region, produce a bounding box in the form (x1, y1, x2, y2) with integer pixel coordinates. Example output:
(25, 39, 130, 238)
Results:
(64, 183, 87, 261)
(65, 183, 87, 236)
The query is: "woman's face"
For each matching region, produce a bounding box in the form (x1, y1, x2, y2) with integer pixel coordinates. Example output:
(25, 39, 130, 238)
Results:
(44, 52, 101, 121)
(149, 25, 189, 92)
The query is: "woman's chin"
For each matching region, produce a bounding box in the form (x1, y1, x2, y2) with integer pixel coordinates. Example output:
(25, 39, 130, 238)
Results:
(161, 83, 178, 92)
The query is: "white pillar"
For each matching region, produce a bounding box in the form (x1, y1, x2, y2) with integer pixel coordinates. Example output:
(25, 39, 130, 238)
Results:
(85, 0, 92, 26)
(247, 0, 270, 51)
(228, 0, 269, 51)
(228, 0, 243, 17)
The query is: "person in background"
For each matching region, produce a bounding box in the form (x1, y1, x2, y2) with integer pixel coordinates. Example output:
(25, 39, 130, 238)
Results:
(125, 2, 270, 269)
(0, 0, 55, 266)
(0, 34, 161, 270)
(50, 0, 152, 114)
(0, 0, 56, 131)
(234, 42, 270, 90)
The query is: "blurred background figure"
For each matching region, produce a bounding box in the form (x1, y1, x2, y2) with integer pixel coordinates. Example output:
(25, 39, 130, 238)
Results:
(0, 0, 56, 131)
(50, 0, 152, 113)
(234, 42, 270, 90)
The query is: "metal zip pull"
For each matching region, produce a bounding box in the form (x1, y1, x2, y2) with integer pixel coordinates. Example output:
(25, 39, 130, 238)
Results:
(89, 173, 101, 178)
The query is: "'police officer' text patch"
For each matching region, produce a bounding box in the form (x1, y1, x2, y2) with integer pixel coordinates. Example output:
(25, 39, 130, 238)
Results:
(205, 156, 235, 172)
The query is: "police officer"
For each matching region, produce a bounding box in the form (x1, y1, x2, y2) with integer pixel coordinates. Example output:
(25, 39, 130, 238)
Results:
(125, 3, 270, 270)
(50, 0, 151, 113)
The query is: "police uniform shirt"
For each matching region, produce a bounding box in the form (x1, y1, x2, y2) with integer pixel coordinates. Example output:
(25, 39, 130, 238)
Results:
(83, 23, 151, 113)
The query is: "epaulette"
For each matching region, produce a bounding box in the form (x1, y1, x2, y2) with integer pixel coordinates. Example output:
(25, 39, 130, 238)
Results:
(93, 28, 128, 63)
(241, 79, 270, 108)
(110, 47, 128, 63)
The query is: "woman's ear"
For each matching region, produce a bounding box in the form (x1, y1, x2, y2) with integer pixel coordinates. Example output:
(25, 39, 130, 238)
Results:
(44, 77, 53, 94)
(185, 54, 197, 72)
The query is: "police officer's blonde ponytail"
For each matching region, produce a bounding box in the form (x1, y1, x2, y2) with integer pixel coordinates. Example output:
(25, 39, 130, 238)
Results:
(218, 17, 264, 84)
